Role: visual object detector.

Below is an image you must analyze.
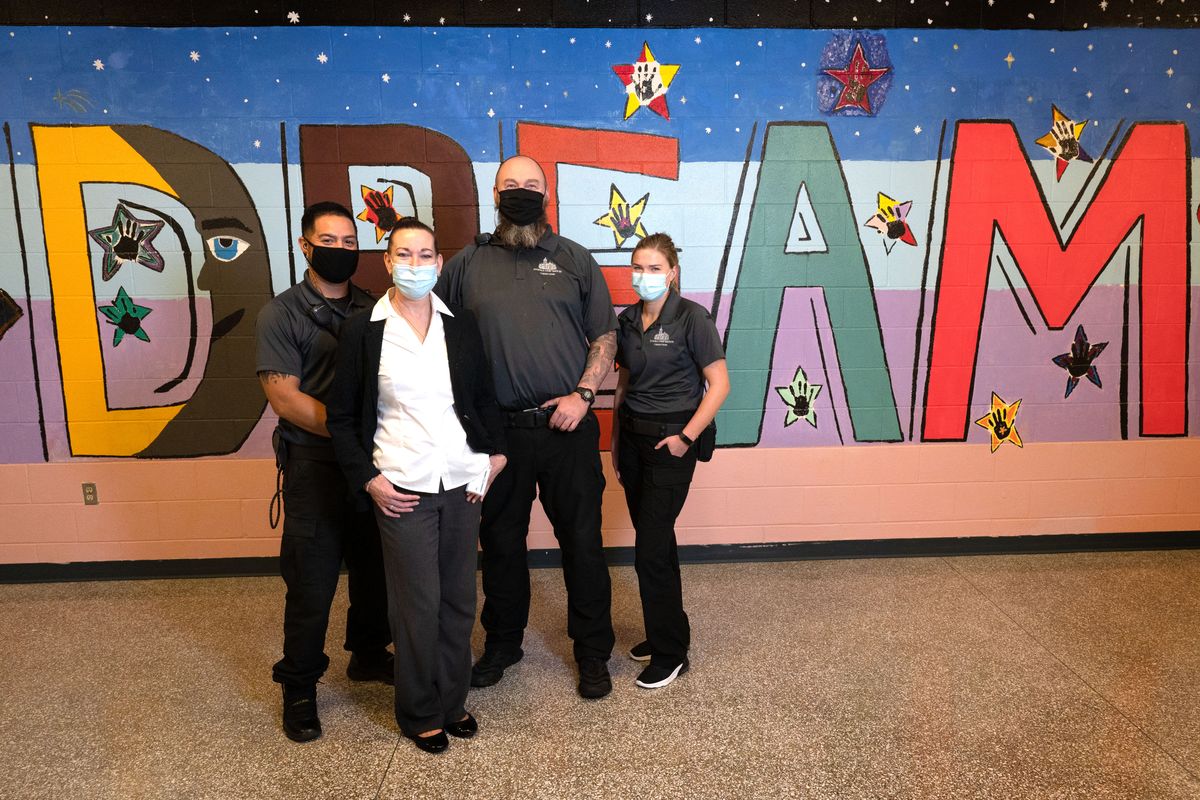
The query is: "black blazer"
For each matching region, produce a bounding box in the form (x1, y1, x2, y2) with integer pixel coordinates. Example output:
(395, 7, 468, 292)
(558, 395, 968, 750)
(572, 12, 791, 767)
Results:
(327, 298, 506, 506)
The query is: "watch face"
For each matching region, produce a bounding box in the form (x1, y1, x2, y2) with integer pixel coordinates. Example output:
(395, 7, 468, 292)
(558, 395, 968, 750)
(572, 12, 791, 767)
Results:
(576, 387, 595, 403)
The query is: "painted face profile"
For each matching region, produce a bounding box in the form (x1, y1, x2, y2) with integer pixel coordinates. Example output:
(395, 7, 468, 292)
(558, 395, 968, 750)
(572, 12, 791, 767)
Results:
(114, 126, 274, 458)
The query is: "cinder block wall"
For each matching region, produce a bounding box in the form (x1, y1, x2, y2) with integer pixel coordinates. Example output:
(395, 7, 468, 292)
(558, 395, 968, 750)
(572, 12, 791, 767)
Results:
(1, 12, 1198, 566)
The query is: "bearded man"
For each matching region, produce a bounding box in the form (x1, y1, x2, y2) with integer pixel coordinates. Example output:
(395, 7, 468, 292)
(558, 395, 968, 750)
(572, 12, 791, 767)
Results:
(435, 156, 618, 699)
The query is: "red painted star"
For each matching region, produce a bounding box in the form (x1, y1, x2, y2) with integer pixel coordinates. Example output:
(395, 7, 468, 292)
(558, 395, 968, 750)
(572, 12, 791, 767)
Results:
(612, 43, 679, 121)
(823, 43, 889, 114)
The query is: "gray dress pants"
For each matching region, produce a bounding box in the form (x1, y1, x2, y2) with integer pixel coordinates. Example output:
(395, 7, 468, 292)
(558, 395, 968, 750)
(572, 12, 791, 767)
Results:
(374, 482, 481, 736)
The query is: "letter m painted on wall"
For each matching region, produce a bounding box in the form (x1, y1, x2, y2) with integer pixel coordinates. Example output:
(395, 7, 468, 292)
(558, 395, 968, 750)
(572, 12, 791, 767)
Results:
(923, 121, 1190, 440)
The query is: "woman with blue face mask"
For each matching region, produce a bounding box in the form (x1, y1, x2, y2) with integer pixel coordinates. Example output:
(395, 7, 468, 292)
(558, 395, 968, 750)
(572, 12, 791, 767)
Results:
(326, 217, 507, 753)
(612, 233, 730, 689)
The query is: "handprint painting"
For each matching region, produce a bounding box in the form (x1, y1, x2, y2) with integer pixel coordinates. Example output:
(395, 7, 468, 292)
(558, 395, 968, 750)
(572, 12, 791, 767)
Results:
(0, 26, 1196, 466)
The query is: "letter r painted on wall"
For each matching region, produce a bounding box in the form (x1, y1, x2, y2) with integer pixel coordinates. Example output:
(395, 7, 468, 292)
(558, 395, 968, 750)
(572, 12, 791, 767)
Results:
(922, 121, 1190, 440)
(719, 122, 902, 445)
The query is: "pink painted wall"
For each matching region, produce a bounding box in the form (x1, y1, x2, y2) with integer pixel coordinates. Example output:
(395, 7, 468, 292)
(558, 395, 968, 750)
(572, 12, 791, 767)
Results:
(2, 439, 1195, 566)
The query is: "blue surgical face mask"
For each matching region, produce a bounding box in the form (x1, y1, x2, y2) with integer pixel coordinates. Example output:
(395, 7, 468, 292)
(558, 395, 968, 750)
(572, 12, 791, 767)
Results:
(631, 271, 669, 302)
(391, 263, 438, 300)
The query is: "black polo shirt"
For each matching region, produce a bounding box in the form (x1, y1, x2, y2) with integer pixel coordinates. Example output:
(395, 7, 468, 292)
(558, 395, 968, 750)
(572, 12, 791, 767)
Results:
(255, 272, 374, 447)
(436, 230, 617, 410)
(616, 290, 725, 416)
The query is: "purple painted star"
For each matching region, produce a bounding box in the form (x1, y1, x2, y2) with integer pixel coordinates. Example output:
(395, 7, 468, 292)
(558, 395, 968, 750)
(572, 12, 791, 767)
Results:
(1051, 324, 1108, 398)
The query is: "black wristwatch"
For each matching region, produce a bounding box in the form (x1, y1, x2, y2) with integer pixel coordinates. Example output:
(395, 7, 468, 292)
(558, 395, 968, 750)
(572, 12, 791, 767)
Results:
(678, 431, 695, 447)
(573, 386, 596, 406)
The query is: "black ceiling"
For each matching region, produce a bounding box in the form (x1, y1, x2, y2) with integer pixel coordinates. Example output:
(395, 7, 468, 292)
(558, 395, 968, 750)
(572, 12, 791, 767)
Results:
(1, 0, 1196, 27)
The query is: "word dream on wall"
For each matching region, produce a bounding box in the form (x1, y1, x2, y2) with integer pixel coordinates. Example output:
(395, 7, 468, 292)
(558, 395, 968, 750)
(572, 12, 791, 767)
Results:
(0, 26, 1196, 463)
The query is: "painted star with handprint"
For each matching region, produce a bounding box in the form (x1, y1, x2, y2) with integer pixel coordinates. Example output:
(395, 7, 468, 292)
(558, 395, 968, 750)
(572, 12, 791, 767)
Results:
(98, 286, 153, 347)
(1034, 105, 1093, 180)
(87, 202, 166, 281)
(776, 365, 822, 428)
(974, 392, 1023, 452)
(612, 42, 679, 120)
(594, 184, 650, 247)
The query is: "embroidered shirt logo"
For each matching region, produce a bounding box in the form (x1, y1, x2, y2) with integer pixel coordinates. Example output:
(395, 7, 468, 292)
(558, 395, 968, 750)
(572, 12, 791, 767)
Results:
(651, 328, 674, 347)
(534, 258, 561, 276)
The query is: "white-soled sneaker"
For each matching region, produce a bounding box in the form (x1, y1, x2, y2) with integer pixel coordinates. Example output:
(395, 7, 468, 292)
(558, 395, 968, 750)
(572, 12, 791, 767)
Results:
(635, 659, 689, 689)
(628, 641, 651, 661)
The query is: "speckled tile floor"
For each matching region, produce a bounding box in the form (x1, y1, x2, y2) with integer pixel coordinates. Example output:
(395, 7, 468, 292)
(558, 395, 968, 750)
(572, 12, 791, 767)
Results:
(2, 552, 1200, 799)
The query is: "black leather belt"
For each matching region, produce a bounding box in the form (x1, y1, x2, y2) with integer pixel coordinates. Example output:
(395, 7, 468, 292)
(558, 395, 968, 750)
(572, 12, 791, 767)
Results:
(504, 407, 554, 428)
(619, 416, 687, 438)
(286, 443, 338, 462)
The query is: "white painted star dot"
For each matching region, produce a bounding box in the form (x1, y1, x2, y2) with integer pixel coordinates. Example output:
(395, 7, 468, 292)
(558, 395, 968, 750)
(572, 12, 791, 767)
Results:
(1124, 87, 1130, 93)
(316, 52, 328, 64)
(914, 125, 922, 134)
(1088, 44, 1094, 51)
(645, 13, 652, 21)
(694, 36, 702, 44)
(487, 108, 495, 118)
(1086, 90, 1093, 98)
(604, 40, 612, 48)
(1167, 67, 1175, 77)
(679, 96, 687, 104)
(189, 50, 200, 62)
(950, 86, 957, 92)
(439, 16, 445, 24)
(757, 41, 763, 47)
(569, 37, 576, 44)
(286, 10, 299, 23)
(403, 13, 411, 22)
(382, 73, 390, 83)
(1099, 0, 1108, 9)
(253, 139, 261, 148)
(92, 59, 104, 70)
(704, 127, 712, 134)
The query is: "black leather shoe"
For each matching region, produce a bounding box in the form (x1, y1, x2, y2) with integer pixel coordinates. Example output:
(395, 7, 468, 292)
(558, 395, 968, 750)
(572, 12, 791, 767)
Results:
(282, 688, 322, 743)
(347, 651, 394, 685)
(577, 657, 612, 699)
(406, 730, 450, 754)
(445, 713, 478, 739)
(470, 648, 523, 688)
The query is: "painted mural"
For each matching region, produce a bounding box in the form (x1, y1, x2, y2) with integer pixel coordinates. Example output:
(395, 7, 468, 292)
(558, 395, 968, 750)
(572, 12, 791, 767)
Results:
(0, 25, 1196, 463)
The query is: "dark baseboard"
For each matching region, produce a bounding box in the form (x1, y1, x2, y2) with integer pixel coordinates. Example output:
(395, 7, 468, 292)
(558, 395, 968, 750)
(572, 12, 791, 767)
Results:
(1, 531, 1197, 584)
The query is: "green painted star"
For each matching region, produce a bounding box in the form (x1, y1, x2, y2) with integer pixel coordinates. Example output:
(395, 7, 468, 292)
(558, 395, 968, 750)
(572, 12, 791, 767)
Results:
(98, 286, 152, 346)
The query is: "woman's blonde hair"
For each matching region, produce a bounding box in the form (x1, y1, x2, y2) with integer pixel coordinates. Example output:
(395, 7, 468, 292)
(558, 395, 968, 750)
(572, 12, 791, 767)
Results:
(633, 232, 680, 291)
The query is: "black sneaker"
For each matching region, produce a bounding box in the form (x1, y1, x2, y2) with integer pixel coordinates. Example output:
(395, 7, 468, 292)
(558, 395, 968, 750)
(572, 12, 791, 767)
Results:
(577, 657, 612, 699)
(470, 648, 523, 688)
(635, 659, 689, 689)
(628, 641, 651, 662)
(347, 651, 394, 685)
(282, 686, 322, 743)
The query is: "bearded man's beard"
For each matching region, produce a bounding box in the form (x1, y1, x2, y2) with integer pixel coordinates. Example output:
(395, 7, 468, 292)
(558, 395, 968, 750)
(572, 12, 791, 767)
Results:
(494, 213, 549, 249)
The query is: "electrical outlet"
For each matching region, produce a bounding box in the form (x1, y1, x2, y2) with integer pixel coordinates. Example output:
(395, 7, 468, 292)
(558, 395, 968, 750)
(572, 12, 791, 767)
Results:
(82, 482, 98, 505)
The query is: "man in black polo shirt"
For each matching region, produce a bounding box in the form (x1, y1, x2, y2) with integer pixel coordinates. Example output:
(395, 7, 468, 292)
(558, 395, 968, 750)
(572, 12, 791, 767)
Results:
(436, 155, 618, 699)
(256, 201, 393, 742)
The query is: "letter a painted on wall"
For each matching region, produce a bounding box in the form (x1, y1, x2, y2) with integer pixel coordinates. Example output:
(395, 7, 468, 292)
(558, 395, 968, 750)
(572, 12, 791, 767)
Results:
(784, 182, 828, 254)
(719, 122, 901, 445)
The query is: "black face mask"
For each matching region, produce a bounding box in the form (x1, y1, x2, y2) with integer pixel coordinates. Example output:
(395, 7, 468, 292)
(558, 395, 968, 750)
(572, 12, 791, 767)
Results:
(304, 240, 359, 284)
(497, 188, 545, 227)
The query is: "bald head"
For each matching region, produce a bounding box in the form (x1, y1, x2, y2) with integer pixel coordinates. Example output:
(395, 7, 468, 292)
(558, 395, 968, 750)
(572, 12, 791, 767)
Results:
(494, 155, 547, 196)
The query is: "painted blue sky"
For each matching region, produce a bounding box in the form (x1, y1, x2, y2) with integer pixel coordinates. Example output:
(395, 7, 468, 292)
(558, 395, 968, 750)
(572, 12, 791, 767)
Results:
(0, 26, 1196, 164)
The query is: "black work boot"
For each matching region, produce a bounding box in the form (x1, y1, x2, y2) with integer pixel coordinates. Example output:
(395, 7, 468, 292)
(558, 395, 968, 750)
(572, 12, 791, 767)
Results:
(282, 685, 321, 743)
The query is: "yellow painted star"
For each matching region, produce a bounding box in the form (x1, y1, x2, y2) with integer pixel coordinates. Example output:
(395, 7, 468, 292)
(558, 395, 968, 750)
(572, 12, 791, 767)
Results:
(612, 43, 680, 121)
(593, 183, 650, 247)
(974, 392, 1024, 452)
(1034, 105, 1093, 179)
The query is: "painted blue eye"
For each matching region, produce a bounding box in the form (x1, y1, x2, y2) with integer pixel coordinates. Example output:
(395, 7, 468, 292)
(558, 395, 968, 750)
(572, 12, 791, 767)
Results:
(206, 235, 251, 262)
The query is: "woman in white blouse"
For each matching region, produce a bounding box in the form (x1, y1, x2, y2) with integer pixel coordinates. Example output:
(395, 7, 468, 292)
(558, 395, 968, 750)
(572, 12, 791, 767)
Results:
(328, 218, 507, 754)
